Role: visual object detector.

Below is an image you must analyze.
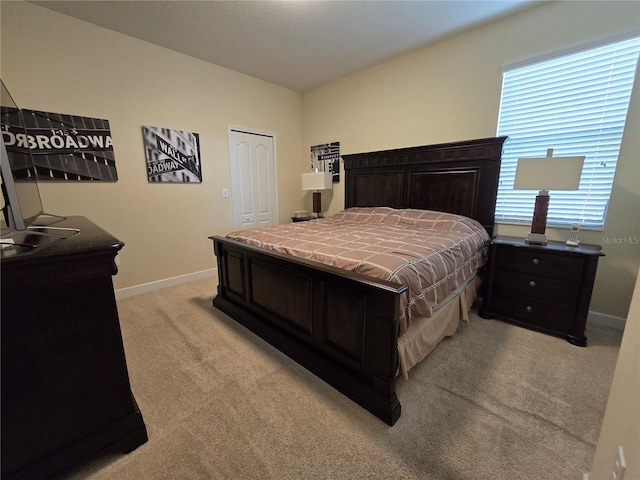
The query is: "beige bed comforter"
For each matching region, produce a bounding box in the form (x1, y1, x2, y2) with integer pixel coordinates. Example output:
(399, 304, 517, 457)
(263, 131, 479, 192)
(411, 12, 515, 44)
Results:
(226, 207, 490, 336)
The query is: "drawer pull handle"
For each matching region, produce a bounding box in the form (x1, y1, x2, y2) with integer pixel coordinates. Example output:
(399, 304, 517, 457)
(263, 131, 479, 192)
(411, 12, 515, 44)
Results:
(532, 258, 540, 265)
(525, 305, 533, 313)
(529, 281, 536, 287)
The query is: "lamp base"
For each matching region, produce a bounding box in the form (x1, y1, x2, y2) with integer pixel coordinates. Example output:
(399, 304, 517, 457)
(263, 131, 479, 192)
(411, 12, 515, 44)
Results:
(312, 191, 322, 217)
(525, 232, 548, 245)
(526, 191, 550, 245)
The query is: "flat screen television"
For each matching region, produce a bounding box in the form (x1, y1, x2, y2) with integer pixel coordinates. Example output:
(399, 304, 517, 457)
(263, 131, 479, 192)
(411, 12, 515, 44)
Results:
(1, 80, 77, 248)
(0, 80, 44, 231)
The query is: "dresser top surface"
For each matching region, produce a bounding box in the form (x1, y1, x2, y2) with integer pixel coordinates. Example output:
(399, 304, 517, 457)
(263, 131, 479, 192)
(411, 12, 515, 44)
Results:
(1, 216, 123, 263)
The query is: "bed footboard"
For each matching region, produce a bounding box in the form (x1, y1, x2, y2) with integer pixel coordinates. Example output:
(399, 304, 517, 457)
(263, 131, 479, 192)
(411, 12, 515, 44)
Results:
(210, 236, 407, 425)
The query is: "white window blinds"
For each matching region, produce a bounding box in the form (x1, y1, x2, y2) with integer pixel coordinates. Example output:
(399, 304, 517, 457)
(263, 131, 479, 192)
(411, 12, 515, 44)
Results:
(495, 36, 640, 230)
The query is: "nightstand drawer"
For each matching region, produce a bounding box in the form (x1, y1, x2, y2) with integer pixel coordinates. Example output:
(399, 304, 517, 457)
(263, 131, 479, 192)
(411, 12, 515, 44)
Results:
(495, 246, 584, 280)
(493, 269, 581, 305)
(492, 293, 575, 333)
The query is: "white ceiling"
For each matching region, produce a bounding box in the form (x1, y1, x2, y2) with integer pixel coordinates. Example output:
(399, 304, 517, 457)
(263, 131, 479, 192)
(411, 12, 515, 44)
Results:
(31, 0, 540, 92)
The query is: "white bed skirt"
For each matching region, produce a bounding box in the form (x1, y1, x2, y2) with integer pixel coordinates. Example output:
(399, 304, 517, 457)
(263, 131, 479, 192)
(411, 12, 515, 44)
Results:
(397, 275, 481, 379)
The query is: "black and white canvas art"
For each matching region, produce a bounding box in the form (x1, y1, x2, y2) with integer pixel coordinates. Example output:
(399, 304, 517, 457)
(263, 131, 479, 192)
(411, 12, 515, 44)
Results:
(2, 109, 118, 181)
(310, 141, 340, 182)
(142, 125, 202, 183)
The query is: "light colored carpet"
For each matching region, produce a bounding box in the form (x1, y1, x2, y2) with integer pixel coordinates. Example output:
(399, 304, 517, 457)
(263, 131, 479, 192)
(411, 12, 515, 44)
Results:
(64, 275, 622, 480)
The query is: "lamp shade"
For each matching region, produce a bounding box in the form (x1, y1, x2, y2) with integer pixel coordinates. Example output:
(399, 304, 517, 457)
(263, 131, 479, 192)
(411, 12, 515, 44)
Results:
(513, 150, 585, 246)
(302, 172, 333, 191)
(514, 155, 584, 191)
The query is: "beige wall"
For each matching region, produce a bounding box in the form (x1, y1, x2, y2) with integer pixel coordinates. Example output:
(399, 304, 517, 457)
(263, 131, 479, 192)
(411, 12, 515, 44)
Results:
(590, 266, 639, 479)
(1, 1, 303, 290)
(302, 1, 640, 319)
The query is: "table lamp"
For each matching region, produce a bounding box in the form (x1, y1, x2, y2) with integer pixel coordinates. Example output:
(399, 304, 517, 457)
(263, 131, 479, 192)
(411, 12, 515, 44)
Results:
(302, 171, 333, 218)
(514, 149, 584, 245)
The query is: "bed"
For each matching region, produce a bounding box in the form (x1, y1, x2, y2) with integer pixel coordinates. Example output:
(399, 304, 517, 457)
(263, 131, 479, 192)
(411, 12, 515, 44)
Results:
(210, 136, 506, 425)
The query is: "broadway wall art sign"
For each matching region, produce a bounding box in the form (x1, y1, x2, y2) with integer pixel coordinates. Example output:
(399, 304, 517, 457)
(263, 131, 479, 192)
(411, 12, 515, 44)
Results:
(142, 125, 202, 183)
(1, 109, 118, 181)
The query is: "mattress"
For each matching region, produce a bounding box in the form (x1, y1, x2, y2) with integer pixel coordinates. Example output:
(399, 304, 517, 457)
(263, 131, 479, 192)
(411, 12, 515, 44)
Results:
(226, 207, 490, 336)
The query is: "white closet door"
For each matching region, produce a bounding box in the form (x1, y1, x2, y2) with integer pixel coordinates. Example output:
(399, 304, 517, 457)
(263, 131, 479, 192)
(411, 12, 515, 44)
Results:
(228, 128, 277, 230)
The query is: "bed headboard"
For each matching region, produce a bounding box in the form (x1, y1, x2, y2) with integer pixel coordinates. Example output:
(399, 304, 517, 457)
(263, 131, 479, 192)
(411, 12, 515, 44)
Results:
(342, 136, 507, 237)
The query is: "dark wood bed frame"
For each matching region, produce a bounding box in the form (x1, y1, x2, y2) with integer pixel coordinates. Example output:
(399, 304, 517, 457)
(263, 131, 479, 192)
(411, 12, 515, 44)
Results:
(210, 136, 506, 425)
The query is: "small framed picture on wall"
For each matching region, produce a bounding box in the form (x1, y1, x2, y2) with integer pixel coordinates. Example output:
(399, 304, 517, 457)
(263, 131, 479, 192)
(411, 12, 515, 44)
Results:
(142, 125, 202, 183)
(310, 141, 339, 182)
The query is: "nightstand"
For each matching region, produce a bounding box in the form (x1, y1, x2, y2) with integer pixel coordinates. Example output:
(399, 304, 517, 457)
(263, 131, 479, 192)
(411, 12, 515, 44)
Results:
(479, 235, 604, 346)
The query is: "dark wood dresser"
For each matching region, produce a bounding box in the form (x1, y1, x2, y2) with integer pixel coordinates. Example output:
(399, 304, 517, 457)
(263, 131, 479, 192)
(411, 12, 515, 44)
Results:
(479, 235, 604, 346)
(1, 216, 147, 480)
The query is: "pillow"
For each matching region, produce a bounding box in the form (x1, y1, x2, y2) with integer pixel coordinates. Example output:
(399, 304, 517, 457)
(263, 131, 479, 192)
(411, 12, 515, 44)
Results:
(382, 208, 484, 234)
(330, 207, 395, 223)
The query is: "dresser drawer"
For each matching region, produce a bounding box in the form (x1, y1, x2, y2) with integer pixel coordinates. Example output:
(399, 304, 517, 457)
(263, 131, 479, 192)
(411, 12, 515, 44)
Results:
(495, 245, 584, 280)
(492, 293, 575, 334)
(493, 269, 581, 305)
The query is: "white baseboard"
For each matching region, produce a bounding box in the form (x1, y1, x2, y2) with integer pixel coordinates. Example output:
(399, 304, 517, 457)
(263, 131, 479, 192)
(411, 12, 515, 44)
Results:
(115, 268, 217, 300)
(587, 310, 626, 330)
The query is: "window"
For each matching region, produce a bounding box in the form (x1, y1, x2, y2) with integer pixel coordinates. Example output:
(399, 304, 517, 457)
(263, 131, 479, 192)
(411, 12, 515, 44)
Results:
(495, 35, 640, 230)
